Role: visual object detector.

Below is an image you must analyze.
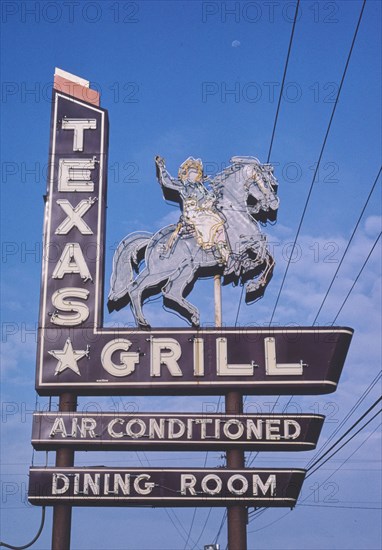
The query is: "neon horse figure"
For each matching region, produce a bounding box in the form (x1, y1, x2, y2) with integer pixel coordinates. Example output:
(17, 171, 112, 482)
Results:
(108, 156, 279, 328)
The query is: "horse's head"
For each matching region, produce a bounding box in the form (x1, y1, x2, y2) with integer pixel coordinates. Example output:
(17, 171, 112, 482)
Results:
(230, 156, 279, 223)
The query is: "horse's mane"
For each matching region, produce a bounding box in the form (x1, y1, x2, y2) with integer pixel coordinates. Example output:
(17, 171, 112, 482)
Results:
(208, 156, 264, 193)
(207, 156, 279, 224)
(208, 165, 241, 193)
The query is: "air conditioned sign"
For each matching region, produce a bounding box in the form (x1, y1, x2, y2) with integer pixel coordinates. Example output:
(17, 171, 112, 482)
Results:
(29, 467, 305, 507)
(31, 412, 324, 451)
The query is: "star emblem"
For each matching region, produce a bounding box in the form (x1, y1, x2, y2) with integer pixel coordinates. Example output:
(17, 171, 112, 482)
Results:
(49, 338, 89, 376)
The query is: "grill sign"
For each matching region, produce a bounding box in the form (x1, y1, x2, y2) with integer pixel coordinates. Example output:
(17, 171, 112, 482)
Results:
(37, 326, 353, 395)
(35, 86, 353, 396)
(32, 412, 324, 451)
(29, 468, 305, 507)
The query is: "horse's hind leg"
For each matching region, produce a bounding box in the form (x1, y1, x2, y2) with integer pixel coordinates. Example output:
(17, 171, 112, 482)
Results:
(162, 265, 200, 327)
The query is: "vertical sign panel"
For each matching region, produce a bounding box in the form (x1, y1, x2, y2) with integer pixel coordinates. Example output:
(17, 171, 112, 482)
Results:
(37, 89, 108, 388)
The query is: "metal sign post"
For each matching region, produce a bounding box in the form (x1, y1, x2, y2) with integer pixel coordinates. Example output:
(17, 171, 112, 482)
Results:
(215, 275, 247, 550)
(226, 391, 247, 550)
(51, 393, 76, 550)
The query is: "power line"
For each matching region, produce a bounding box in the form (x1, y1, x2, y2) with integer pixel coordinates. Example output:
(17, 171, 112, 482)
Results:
(165, 508, 199, 548)
(234, 284, 245, 327)
(306, 407, 382, 479)
(312, 166, 381, 324)
(304, 421, 381, 494)
(269, 0, 367, 324)
(190, 508, 213, 550)
(247, 422, 381, 532)
(184, 509, 197, 550)
(305, 370, 382, 469)
(308, 396, 382, 474)
(297, 503, 382, 510)
(233, 0, 301, 328)
(188, 443, 217, 549)
(267, 0, 301, 163)
(187, 397, 222, 547)
(248, 400, 382, 520)
(232, 0, 320, 525)
(331, 231, 381, 324)
(120, 400, 200, 549)
(214, 510, 227, 545)
(247, 0, 376, 490)
(0, 507, 46, 550)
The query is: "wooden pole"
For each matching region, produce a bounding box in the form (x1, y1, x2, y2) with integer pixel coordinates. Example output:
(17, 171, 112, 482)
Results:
(214, 275, 247, 550)
(51, 392, 77, 550)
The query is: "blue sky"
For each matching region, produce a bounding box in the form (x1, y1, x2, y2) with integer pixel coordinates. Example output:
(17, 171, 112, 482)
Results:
(1, 1, 381, 549)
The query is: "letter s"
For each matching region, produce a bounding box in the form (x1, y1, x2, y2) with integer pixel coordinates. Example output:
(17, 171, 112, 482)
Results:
(50, 287, 89, 326)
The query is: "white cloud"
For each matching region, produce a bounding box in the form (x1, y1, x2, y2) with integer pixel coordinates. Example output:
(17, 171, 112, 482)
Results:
(364, 215, 382, 236)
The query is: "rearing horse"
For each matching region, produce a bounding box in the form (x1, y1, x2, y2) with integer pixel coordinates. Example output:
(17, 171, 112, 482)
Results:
(108, 156, 279, 328)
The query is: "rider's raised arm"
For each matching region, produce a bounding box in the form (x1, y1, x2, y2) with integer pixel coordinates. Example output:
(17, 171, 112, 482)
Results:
(155, 156, 183, 205)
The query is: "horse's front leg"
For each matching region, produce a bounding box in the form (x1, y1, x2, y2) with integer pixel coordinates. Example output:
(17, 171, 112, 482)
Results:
(245, 251, 275, 304)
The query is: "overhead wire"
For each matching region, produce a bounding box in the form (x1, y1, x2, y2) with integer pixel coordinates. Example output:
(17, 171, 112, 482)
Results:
(247, 2, 373, 527)
(189, 508, 214, 550)
(306, 396, 382, 470)
(247, 401, 382, 518)
(267, 0, 301, 164)
(298, 503, 382, 510)
(216, 0, 371, 544)
(0, 394, 53, 549)
(247, 421, 381, 532)
(226, 385, 382, 523)
(233, 0, 301, 328)
(305, 370, 382, 468)
(305, 407, 382, 479)
(265, 371, 382, 473)
(331, 231, 381, 324)
(183, 395, 223, 549)
(217, 2, 303, 545)
(214, 510, 227, 544)
(0, 508, 46, 550)
(111, 396, 200, 548)
(238, 0, 369, 477)
(312, 166, 381, 324)
(252, 0, 371, 470)
(269, 0, 367, 325)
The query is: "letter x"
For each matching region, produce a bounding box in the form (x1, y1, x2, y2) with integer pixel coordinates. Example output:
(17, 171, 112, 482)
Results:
(55, 197, 97, 235)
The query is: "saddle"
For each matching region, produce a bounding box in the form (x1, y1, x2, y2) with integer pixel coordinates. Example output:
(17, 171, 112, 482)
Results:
(158, 221, 195, 259)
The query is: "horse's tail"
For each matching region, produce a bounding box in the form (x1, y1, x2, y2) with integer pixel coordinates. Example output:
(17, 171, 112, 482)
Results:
(107, 232, 152, 312)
